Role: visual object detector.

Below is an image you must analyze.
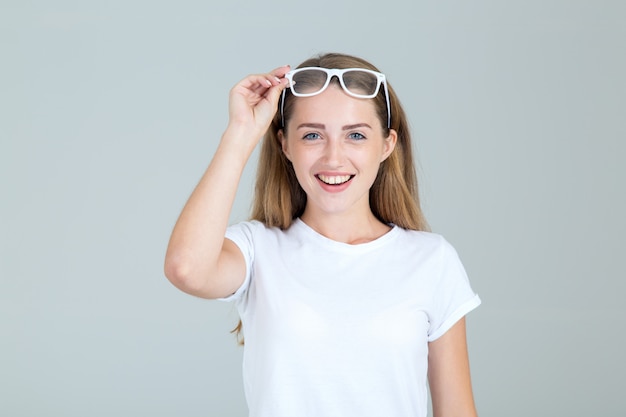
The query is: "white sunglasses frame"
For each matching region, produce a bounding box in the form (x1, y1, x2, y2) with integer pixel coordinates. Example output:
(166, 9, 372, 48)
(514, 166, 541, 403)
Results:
(280, 67, 391, 129)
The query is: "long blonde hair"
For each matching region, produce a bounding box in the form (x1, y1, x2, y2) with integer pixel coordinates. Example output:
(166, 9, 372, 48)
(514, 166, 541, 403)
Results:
(233, 52, 429, 342)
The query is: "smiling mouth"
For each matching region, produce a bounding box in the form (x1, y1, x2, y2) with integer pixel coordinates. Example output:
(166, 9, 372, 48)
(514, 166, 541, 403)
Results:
(316, 174, 354, 185)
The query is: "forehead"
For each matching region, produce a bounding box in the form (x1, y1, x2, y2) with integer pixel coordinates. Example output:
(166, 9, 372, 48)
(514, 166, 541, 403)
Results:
(288, 84, 382, 128)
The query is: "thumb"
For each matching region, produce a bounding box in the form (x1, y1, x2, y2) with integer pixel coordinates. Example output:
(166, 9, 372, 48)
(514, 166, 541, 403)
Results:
(253, 78, 289, 130)
(266, 77, 289, 106)
(257, 78, 289, 124)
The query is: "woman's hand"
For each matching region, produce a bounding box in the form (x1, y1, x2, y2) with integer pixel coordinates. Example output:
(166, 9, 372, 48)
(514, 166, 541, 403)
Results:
(227, 65, 290, 141)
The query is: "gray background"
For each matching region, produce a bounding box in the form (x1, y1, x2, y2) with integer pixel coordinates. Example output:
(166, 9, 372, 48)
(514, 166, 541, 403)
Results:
(2, 0, 625, 416)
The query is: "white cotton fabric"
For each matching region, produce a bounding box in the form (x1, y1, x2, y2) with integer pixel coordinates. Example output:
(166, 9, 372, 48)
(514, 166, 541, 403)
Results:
(222, 219, 481, 417)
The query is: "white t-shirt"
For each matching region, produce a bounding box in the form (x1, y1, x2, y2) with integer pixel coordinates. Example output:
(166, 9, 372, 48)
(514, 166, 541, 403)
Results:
(222, 218, 480, 417)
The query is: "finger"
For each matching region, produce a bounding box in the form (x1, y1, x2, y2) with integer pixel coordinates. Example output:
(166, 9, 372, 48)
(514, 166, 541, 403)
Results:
(233, 74, 274, 99)
(250, 70, 289, 97)
(236, 65, 290, 94)
(239, 74, 274, 90)
(263, 76, 289, 105)
(260, 66, 290, 89)
(269, 64, 291, 80)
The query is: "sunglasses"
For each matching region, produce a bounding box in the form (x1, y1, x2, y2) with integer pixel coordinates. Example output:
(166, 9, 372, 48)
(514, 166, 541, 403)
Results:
(280, 67, 391, 129)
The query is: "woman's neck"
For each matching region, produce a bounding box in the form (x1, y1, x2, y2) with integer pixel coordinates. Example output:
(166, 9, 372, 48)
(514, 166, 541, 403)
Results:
(299, 209, 391, 245)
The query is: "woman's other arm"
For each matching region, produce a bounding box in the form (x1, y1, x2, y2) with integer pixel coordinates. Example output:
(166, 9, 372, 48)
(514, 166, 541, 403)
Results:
(428, 317, 479, 417)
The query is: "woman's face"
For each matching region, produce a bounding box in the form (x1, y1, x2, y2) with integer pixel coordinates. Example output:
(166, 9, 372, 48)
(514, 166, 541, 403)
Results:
(280, 84, 397, 220)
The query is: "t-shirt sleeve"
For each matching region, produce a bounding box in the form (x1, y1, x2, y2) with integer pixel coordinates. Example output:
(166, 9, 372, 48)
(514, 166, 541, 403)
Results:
(427, 237, 481, 341)
(216, 221, 257, 302)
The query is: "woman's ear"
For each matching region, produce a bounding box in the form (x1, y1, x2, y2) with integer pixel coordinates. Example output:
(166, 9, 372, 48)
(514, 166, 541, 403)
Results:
(278, 129, 291, 161)
(381, 129, 398, 162)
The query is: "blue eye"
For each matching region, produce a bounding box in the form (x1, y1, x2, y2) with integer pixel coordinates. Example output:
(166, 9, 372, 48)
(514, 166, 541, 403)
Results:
(348, 132, 365, 140)
(303, 132, 321, 140)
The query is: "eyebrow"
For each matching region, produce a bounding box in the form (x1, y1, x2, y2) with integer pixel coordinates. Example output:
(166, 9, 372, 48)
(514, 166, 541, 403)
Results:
(296, 123, 373, 130)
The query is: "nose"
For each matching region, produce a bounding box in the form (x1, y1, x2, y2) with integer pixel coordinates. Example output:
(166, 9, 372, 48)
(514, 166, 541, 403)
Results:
(323, 137, 345, 167)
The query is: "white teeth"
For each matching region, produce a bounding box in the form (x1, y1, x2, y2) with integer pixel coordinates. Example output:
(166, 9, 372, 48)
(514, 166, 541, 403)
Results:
(317, 174, 352, 185)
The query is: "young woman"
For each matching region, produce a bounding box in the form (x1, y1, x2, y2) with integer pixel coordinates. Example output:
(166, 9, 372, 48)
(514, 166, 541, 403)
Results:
(165, 53, 481, 417)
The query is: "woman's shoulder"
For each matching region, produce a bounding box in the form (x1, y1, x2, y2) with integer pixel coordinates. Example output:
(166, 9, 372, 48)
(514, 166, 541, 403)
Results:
(392, 227, 460, 256)
(395, 227, 446, 245)
(226, 219, 290, 240)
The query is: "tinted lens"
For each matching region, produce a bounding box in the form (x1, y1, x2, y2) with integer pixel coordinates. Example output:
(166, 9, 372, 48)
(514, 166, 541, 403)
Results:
(291, 69, 328, 95)
(342, 70, 379, 96)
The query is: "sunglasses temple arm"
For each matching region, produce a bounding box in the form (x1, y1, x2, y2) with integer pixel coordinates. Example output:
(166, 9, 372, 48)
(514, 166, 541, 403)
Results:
(383, 82, 391, 129)
(280, 89, 286, 127)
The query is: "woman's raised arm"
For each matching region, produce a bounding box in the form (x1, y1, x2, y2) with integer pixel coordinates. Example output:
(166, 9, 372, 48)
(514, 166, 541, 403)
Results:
(164, 66, 289, 299)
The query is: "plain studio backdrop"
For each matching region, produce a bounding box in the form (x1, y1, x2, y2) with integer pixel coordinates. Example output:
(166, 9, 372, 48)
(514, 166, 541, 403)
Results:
(1, 0, 625, 416)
